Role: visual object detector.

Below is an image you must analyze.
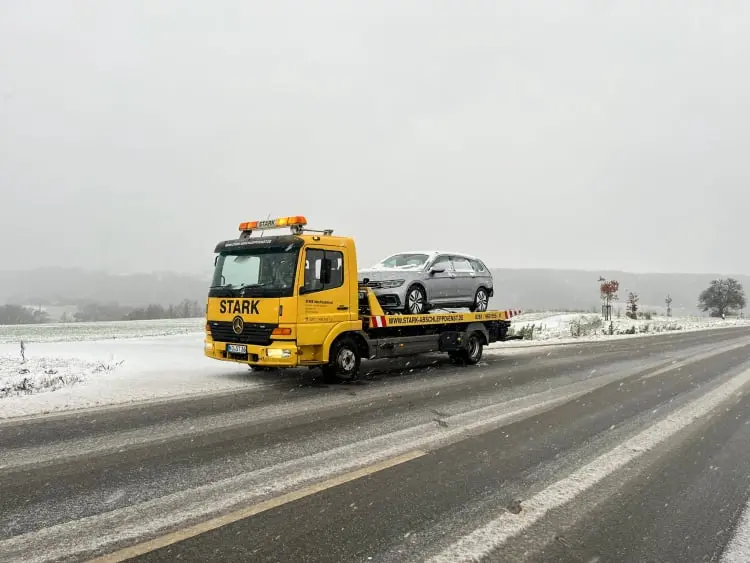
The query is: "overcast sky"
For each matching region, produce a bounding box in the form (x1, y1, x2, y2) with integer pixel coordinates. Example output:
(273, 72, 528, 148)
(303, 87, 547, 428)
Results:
(2, 1, 749, 275)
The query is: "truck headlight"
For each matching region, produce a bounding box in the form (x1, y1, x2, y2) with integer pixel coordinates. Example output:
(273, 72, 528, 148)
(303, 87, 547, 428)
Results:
(379, 279, 405, 289)
(266, 348, 292, 359)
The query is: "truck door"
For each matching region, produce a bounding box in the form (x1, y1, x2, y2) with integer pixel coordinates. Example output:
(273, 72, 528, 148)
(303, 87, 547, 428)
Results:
(296, 247, 350, 345)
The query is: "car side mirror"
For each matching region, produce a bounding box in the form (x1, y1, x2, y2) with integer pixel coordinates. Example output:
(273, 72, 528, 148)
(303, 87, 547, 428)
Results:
(430, 266, 445, 274)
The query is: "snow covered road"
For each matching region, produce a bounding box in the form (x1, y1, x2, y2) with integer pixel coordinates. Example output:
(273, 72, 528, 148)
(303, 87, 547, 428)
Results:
(3, 326, 750, 562)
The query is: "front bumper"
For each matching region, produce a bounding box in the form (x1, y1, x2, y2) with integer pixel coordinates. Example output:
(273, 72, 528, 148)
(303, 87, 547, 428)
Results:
(204, 339, 299, 367)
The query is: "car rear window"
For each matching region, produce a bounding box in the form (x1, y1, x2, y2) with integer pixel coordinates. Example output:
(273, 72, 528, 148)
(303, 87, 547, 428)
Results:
(470, 259, 486, 272)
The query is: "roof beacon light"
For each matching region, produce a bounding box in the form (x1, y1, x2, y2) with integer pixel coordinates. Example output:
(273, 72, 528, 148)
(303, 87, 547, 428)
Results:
(239, 215, 308, 232)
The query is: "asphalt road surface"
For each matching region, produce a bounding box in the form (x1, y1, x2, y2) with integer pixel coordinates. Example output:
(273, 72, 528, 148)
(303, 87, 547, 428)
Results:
(4, 327, 750, 562)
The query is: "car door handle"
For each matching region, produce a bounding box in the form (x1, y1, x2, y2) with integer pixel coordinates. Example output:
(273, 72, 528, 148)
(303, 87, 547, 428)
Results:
(337, 305, 348, 310)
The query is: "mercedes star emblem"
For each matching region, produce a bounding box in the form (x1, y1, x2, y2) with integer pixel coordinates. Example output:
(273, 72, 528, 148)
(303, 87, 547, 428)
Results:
(232, 316, 244, 335)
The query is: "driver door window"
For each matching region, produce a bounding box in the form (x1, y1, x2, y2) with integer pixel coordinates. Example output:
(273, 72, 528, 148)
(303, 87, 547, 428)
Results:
(303, 249, 344, 294)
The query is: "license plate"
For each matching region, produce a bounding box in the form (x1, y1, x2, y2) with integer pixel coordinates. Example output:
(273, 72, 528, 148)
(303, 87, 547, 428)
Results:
(227, 344, 247, 354)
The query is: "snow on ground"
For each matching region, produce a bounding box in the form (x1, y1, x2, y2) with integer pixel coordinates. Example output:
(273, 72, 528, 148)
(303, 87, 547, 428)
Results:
(503, 311, 750, 347)
(3, 313, 750, 419)
(0, 318, 204, 344)
(0, 319, 254, 419)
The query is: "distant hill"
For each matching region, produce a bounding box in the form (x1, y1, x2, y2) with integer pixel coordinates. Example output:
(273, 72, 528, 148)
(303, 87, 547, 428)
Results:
(488, 268, 749, 316)
(0, 268, 209, 307)
(0, 267, 744, 317)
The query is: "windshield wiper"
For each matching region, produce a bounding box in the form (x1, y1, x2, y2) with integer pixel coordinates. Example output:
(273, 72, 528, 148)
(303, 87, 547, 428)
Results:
(210, 283, 269, 289)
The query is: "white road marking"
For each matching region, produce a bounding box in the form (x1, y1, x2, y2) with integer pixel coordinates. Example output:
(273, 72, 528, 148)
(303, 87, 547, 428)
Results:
(722, 498, 750, 562)
(428, 367, 750, 563)
(638, 339, 750, 381)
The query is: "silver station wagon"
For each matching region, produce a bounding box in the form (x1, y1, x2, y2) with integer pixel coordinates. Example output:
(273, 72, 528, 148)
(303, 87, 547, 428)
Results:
(358, 250, 494, 315)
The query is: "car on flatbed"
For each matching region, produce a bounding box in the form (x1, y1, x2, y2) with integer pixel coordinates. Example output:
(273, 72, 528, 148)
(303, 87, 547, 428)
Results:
(204, 216, 520, 381)
(358, 250, 494, 315)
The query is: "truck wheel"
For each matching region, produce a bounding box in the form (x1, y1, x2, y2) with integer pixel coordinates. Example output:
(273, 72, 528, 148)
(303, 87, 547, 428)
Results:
(470, 288, 489, 312)
(404, 285, 428, 315)
(322, 336, 361, 382)
(464, 333, 484, 364)
(450, 333, 484, 365)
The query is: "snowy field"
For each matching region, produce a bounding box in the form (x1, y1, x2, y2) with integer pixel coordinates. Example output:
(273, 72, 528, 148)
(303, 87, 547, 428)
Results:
(505, 311, 750, 347)
(0, 318, 252, 419)
(0, 318, 204, 344)
(2, 313, 749, 419)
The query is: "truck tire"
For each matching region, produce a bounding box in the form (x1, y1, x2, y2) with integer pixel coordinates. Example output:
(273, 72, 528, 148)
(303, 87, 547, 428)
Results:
(321, 336, 361, 382)
(450, 332, 484, 365)
(470, 287, 490, 312)
(404, 285, 428, 315)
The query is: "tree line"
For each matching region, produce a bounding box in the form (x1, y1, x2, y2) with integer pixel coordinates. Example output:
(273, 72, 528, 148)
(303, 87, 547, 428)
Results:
(0, 299, 203, 325)
(0, 305, 51, 325)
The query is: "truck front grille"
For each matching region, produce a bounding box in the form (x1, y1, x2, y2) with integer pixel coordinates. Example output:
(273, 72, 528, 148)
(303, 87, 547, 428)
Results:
(208, 321, 276, 346)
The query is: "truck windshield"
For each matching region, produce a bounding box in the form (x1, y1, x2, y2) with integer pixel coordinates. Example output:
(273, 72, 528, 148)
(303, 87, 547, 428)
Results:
(211, 248, 300, 298)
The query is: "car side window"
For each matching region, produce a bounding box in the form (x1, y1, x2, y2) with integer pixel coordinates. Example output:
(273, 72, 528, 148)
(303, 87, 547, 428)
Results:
(303, 249, 344, 293)
(431, 255, 454, 271)
(452, 257, 474, 272)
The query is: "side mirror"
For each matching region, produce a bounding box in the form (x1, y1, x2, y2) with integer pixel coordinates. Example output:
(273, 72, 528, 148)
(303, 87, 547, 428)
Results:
(430, 266, 446, 274)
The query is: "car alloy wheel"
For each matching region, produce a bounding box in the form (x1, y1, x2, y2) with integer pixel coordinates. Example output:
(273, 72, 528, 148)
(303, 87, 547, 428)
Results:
(406, 286, 426, 314)
(473, 288, 489, 312)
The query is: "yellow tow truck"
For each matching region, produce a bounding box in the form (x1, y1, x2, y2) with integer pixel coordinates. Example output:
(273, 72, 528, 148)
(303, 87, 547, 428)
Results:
(205, 216, 521, 381)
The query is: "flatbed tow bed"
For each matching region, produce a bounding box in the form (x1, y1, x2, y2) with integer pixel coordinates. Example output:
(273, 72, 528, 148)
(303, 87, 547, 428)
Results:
(204, 215, 521, 382)
(359, 287, 520, 364)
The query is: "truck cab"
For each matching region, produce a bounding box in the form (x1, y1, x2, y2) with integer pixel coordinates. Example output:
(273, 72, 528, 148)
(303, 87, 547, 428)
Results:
(205, 216, 364, 370)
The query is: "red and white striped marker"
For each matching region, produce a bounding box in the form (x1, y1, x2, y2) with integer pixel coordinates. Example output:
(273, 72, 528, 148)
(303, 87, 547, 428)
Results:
(370, 316, 388, 328)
